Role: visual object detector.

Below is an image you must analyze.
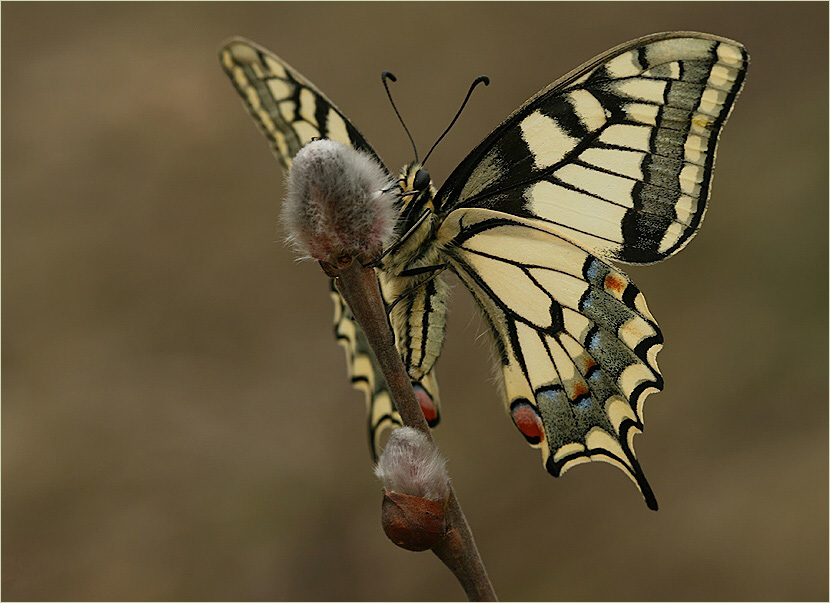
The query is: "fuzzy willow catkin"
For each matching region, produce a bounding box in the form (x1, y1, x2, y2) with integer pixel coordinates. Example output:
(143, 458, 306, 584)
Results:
(375, 427, 451, 501)
(282, 139, 396, 264)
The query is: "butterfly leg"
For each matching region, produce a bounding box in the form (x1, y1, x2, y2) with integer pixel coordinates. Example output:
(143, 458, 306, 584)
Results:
(362, 210, 432, 268)
(385, 264, 447, 316)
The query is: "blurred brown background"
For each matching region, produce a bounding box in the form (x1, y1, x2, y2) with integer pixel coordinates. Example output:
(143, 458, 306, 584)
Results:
(3, 2, 827, 601)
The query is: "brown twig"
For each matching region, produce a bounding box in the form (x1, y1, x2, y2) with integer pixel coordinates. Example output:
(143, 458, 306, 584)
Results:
(335, 259, 497, 602)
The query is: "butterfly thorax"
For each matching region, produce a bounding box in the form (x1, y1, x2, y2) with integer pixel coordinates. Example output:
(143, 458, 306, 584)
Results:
(380, 163, 443, 276)
(374, 164, 450, 384)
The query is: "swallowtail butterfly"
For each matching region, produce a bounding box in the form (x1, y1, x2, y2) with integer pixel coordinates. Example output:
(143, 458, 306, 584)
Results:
(220, 32, 748, 509)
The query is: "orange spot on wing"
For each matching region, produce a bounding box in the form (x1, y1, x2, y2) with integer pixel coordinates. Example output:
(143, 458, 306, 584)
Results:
(572, 381, 589, 398)
(577, 354, 597, 373)
(604, 273, 627, 294)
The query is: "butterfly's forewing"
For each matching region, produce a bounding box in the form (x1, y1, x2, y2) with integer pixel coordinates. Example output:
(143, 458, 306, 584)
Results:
(219, 37, 383, 170)
(221, 38, 441, 459)
(436, 32, 748, 265)
(438, 208, 662, 508)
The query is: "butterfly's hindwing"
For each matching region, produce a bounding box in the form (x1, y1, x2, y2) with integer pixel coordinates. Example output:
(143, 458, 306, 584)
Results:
(436, 32, 748, 265)
(220, 37, 382, 170)
(332, 278, 443, 459)
(331, 283, 401, 458)
(438, 208, 662, 508)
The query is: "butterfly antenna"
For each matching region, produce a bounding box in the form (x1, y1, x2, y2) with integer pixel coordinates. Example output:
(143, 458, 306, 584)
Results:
(382, 71, 419, 163)
(422, 75, 490, 166)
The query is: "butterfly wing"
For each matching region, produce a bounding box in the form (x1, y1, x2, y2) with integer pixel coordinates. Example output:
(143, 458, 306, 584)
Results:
(332, 279, 441, 460)
(219, 37, 384, 170)
(220, 38, 440, 459)
(435, 32, 748, 265)
(437, 208, 663, 508)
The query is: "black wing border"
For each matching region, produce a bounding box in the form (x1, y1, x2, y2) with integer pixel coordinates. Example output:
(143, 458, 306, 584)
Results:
(434, 31, 747, 214)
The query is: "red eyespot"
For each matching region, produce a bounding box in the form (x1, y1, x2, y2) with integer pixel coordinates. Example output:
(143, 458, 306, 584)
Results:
(510, 401, 544, 444)
(414, 385, 438, 425)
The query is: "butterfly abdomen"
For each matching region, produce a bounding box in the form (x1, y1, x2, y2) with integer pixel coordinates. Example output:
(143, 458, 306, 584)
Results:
(381, 165, 449, 382)
(384, 272, 449, 382)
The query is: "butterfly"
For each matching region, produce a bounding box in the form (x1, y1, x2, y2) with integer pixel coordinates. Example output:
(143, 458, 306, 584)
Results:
(220, 32, 748, 510)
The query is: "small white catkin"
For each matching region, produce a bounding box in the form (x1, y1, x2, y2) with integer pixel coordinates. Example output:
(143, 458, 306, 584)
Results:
(374, 427, 450, 501)
(282, 139, 396, 262)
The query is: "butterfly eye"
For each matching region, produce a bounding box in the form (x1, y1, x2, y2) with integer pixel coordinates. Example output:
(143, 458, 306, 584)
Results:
(413, 169, 430, 191)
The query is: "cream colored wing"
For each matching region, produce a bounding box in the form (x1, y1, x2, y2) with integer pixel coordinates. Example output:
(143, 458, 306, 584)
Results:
(331, 280, 441, 460)
(222, 38, 443, 459)
(438, 208, 662, 508)
(219, 37, 383, 170)
(436, 32, 748, 265)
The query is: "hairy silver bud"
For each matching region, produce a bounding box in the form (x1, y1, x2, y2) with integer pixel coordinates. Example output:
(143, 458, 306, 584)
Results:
(375, 427, 450, 551)
(375, 427, 450, 501)
(282, 139, 396, 264)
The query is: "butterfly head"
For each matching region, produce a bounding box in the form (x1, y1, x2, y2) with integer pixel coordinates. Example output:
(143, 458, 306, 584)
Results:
(396, 163, 438, 225)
